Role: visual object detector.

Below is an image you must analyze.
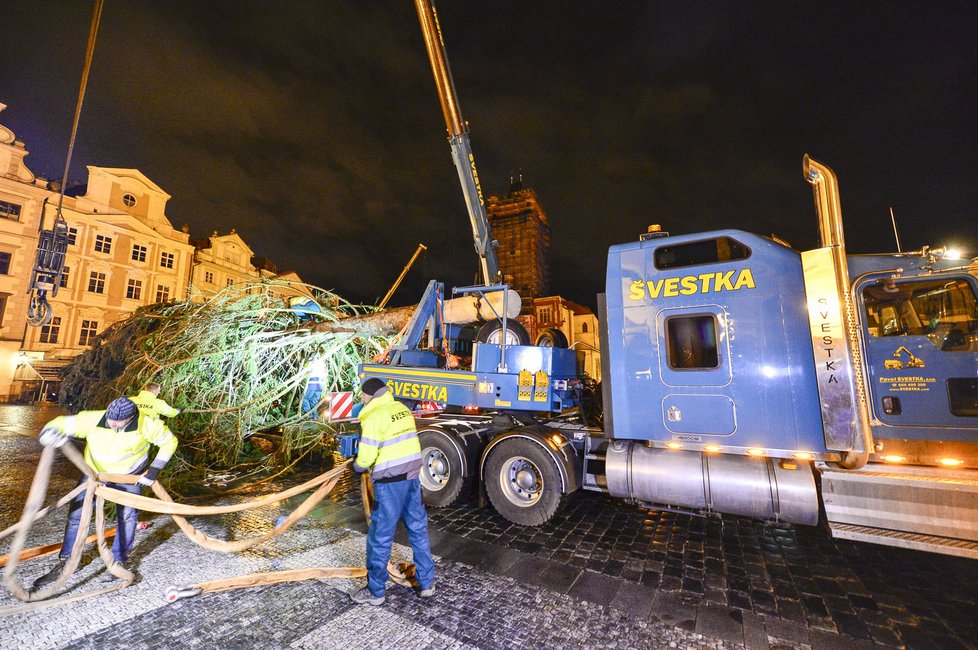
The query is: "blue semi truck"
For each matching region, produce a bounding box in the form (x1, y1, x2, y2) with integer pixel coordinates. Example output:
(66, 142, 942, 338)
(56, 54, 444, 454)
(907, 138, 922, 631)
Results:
(353, 1, 978, 558)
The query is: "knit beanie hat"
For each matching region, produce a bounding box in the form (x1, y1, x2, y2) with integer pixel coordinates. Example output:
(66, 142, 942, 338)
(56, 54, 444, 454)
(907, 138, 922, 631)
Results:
(106, 397, 137, 421)
(361, 378, 388, 397)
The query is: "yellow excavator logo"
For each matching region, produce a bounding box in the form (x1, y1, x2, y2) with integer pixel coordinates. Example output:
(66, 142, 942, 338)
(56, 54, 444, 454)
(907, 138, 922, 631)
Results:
(883, 346, 926, 370)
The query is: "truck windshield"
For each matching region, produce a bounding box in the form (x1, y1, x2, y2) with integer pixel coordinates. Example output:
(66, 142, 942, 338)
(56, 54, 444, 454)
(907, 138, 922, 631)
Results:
(863, 278, 978, 351)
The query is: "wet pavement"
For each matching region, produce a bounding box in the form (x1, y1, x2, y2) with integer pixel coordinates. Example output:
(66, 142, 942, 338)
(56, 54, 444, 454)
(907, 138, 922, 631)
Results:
(0, 404, 976, 649)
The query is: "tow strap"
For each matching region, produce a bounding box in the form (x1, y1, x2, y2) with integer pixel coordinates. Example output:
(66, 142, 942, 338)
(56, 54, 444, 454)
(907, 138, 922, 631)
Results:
(0, 443, 415, 615)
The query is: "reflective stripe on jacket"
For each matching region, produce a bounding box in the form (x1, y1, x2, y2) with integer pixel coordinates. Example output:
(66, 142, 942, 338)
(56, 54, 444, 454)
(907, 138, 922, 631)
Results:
(45, 411, 178, 474)
(128, 390, 179, 419)
(353, 392, 421, 481)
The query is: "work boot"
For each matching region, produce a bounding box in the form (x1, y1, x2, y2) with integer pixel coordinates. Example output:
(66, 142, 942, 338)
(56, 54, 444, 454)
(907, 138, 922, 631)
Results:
(418, 583, 436, 598)
(349, 587, 385, 606)
(32, 558, 67, 590)
(100, 561, 131, 583)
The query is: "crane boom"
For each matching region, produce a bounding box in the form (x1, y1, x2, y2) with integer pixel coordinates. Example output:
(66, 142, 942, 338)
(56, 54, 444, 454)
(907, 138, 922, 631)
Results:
(414, 0, 499, 286)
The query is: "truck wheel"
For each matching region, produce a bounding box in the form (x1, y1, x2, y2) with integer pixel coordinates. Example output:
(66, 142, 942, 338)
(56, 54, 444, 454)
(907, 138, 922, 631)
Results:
(484, 438, 565, 526)
(418, 430, 470, 507)
(535, 328, 568, 348)
(475, 319, 531, 346)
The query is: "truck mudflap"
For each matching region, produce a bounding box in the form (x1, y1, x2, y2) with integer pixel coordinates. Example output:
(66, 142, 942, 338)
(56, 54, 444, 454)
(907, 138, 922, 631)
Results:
(821, 463, 978, 559)
(605, 442, 819, 526)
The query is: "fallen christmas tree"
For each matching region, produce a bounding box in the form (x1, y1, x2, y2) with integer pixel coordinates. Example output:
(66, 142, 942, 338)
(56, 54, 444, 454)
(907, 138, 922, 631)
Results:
(58, 280, 404, 487)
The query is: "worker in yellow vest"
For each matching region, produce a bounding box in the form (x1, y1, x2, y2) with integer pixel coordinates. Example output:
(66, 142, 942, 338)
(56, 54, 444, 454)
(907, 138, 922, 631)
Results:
(33, 397, 178, 587)
(128, 382, 180, 420)
(349, 378, 435, 605)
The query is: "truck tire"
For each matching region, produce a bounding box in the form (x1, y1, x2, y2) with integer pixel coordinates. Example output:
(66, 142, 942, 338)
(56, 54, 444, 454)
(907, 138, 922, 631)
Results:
(535, 328, 568, 348)
(418, 430, 470, 507)
(475, 319, 531, 346)
(484, 438, 565, 526)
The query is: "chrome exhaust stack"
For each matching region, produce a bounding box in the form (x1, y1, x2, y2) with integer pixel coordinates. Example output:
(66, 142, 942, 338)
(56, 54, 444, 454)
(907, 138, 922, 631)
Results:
(802, 156, 872, 469)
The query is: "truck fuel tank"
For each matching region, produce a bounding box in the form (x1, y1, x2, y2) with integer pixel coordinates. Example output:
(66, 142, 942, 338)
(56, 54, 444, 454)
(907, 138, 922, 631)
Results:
(605, 441, 819, 526)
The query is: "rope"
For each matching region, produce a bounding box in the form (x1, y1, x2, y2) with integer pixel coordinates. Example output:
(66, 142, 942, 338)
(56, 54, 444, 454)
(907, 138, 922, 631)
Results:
(54, 0, 104, 218)
(0, 443, 416, 615)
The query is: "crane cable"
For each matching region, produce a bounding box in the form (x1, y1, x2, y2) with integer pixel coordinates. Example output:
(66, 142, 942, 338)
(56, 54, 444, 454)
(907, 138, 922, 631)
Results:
(54, 0, 104, 219)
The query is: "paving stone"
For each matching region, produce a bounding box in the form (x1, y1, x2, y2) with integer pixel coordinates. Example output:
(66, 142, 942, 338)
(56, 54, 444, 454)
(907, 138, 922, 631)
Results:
(762, 615, 810, 645)
(651, 591, 697, 630)
(529, 558, 581, 594)
(568, 569, 621, 607)
(808, 629, 877, 650)
(695, 604, 745, 645)
(609, 580, 656, 620)
(741, 611, 769, 650)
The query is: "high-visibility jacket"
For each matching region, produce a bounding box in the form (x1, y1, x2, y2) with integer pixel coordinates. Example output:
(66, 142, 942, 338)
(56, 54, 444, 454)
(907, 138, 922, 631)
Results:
(44, 411, 178, 475)
(128, 390, 180, 419)
(353, 391, 421, 482)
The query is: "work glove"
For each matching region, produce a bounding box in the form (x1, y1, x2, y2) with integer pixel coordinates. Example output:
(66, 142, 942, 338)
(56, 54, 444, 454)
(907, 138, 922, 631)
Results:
(39, 427, 69, 448)
(136, 475, 155, 488)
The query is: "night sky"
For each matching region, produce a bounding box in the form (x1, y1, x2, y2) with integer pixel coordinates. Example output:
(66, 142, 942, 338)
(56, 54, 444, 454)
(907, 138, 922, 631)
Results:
(2, 1, 975, 310)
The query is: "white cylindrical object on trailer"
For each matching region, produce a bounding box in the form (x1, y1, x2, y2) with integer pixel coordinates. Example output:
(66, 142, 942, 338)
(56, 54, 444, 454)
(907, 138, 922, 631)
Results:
(442, 290, 521, 325)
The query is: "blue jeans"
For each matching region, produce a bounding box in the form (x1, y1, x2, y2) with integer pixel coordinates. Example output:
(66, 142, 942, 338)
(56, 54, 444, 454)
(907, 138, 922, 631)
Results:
(60, 478, 142, 564)
(366, 478, 435, 597)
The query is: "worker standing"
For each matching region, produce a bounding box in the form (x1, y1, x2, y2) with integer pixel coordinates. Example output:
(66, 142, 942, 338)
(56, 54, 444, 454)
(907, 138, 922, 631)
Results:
(128, 382, 180, 420)
(32, 397, 178, 587)
(350, 378, 435, 605)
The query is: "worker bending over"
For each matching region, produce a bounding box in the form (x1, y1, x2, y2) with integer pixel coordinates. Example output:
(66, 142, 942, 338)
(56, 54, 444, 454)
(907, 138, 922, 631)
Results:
(350, 378, 435, 605)
(128, 382, 180, 420)
(33, 397, 178, 587)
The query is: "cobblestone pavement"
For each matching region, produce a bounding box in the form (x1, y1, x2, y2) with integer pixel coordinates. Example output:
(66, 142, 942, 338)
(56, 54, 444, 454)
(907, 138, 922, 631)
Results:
(1, 404, 976, 649)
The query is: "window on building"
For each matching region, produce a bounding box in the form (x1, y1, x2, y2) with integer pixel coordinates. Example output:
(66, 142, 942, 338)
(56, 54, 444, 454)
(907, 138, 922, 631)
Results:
(204, 271, 214, 284)
(126, 278, 142, 300)
(132, 244, 147, 262)
(666, 315, 719, 369)
(582, 322, 588, 333)
(0, 252, 10, 275)
(654, 237, 751, 270)
(0, 200, 22, 221)
(78, 320, 98, 346)
(538, 307, 553, 324)
(156, 285, 170, 303)
(67, 227, 78, 245)
(0, 295, 6, 328)
(224, 251, 240, 266)
(160, 252, 175, 269)
(40, 317, 61, 344)
(122, 193, 137, 208)
(60, 266, 70, 289)
(226, 278, 234, 287)
(88, 271, 106, 294)
(94, 235, 112, 254)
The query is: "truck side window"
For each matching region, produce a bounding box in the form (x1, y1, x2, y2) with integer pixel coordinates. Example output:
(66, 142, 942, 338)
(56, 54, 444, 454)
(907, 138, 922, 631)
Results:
(863, 278, 978, 351)
(654, 237, 750, 270)
(666, 315, 719, 369)
(948, 379, 978, 417)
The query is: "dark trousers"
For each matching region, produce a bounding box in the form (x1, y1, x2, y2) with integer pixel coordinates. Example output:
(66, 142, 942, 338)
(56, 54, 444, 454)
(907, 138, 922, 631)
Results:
(366, 478, 435, 596)
(60, 478, 142, 564)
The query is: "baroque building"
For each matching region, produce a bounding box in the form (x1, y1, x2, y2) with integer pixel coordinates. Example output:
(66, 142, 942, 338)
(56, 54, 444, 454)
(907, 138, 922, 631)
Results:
(0, 103, 295, 401)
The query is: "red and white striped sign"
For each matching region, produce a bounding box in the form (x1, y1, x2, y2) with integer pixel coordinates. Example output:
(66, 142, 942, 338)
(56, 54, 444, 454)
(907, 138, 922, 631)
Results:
(328, 392, 355, 422)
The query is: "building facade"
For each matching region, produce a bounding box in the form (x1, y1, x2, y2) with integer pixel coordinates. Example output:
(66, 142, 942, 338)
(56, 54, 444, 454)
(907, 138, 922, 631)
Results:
(522, 296, 602, 382)
(0, 104, 294, 401)
(0, 132, 197, 400)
